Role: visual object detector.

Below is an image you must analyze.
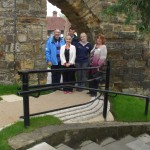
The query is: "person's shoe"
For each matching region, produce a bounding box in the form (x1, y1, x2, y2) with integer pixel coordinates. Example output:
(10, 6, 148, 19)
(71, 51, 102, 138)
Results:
(86, 92, 91, 95)
(76, 89, 82, 92)
(90, 94, 97, 97)
(63, 91, 68, 94)
(68, 91, 73, 94)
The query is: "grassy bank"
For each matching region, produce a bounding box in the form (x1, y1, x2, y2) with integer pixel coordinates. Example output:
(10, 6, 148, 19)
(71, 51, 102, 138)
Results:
(0, 84, 52, 98)
(0, 115, 62, 150)
(109, 94, 150, 122)
(0, 84, 18, 96)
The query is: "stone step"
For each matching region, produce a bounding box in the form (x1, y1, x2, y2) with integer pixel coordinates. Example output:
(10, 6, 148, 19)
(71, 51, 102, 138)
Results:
(27, 142, 56, 150)
(103, 135, 135, 150)
(27, 134, 150, 150)
(46, 95, 111, 123)
(63, 100, 104, 122)
(137, 133, 150, 144)
(126, 139, 150, 150)
(56, 143, 74, 150)
(116, 135, 135, 145)
(49, 96, 104, 117)
(79, 140, 105, 150)
(53, 99, 101, 118)
(100, 137, 116, 146)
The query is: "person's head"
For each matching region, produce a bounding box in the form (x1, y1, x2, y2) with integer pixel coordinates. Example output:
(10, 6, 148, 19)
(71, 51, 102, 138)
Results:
(96, 34, 106, 45)
(69, 27, 75, 36)
(80, 32, 87, 43)
(54, 29, 61, 39)
(65, 35, 72, 44)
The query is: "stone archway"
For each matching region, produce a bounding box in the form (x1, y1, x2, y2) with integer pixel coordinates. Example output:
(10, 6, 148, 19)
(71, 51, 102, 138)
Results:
(48, 0, 102, 42)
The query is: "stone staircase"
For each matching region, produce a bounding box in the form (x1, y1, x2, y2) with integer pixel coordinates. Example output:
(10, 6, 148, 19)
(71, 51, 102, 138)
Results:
(46, 94, 111, 123)
(27, 133, 150, 150)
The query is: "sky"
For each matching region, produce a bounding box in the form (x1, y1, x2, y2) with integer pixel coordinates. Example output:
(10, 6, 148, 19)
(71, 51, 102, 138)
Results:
(47, 0, 62, 16)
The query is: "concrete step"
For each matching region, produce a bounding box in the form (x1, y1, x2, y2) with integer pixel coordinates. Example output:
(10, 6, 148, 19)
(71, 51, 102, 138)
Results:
(64, 100, 104, 122)
(56, 143, 74, 150)
(46, 95, 111, 123)
(137, 133, 150, 144)
(27, 134, 150, 150)
(27, 142, 56, 150)
(54, 99, 101, 118)
(103, 135, 135, 150)
(126, 139, 150, 150)
(80, 140, 105, 150)
(100, 137, 116, 146)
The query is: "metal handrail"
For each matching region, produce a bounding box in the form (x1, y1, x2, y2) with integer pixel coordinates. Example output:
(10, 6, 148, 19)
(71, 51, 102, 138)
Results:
(18, 66, 106, 74)
(17, 61, 150, 127)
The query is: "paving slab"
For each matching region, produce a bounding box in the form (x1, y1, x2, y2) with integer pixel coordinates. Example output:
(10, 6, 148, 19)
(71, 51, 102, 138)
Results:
(1, 94, 22, 102)
(0, 90, 93, 128)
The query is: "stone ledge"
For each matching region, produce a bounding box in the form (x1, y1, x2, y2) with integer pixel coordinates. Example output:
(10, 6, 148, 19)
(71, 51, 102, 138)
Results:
(8, 122, 150, 150)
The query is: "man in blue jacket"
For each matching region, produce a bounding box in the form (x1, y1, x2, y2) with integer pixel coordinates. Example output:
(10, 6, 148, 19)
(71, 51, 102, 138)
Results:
(45, 29, 65, 84)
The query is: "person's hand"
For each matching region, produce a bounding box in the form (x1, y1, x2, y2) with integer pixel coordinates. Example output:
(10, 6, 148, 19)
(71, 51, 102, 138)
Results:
(48, 62, 52, 67)
(66, 63, 70, 67)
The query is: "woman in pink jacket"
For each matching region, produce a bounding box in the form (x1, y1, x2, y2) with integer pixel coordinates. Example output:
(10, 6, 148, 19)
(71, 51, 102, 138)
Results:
(60, 35, 76, 94)
(88, 34, 107, 97)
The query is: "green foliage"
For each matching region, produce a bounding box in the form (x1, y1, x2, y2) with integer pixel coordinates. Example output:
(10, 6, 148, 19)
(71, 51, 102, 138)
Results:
(103, 0, 150, 32)
(0, 115, 62, 150)
(109, 94, 150, 122)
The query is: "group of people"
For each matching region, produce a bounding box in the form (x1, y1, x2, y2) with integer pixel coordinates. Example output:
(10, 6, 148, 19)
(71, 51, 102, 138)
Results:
(45, 27, 107, 97)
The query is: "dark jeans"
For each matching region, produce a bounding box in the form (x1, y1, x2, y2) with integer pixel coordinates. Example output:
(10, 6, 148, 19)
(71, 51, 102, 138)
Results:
(62, 65, 75, 92)
(51, 62, 61, 84)
(88, 72, 99, 96)
(75, 62, 89, 87)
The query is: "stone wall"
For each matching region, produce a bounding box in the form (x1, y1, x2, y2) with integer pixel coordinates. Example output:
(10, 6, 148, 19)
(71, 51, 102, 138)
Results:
(0, 0, 47, 84)
(49, 0, 150, 95)
(0, 0, 149, 94)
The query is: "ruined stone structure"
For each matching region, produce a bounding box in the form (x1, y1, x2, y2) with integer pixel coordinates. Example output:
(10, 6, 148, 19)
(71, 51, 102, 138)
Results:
(0, 0, 149, 94)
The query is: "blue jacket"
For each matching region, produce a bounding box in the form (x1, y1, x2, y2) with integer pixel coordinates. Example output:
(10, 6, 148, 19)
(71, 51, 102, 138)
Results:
(45, 36, 65, 65)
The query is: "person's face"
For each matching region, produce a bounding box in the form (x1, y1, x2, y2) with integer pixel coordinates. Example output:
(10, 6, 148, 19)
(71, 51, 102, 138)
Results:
(65, 36, 72, 44)
(80, 33, 87, 43)
(96, 37, 102, 45)
(54, 30, 61, 39)
(69, 29, 75, 36)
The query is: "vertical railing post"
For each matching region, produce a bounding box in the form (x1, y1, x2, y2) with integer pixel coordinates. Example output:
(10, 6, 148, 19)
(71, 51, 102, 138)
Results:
(145, 98, 149, 116)
(103, 61, 110, 119)
(22, 72, 30, 127)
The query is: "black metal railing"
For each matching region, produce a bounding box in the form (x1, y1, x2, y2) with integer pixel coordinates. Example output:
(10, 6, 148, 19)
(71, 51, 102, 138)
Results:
(17, 61, 150, 127)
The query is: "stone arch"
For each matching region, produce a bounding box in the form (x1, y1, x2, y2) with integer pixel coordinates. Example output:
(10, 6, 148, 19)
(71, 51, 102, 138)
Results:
(48, 0, 102, 42)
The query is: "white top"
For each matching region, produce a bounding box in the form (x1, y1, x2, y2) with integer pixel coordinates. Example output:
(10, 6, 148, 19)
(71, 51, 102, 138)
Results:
(90, 44, 107, 67)
(60, 44, 76, 65)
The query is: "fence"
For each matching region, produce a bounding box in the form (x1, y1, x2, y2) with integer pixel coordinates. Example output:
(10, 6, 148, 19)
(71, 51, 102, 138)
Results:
(17, 61, 150, 127)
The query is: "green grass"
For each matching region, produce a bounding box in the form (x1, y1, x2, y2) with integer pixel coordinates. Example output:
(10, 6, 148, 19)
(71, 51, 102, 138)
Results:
(109, 94, 150, 122)
(0, 84, 52, 99)
(0, 84, 18, 96)
(0, 115, 62, 150)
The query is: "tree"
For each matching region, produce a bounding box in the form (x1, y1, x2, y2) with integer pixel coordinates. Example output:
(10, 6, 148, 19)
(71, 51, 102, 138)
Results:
(103, 0, 150, 32)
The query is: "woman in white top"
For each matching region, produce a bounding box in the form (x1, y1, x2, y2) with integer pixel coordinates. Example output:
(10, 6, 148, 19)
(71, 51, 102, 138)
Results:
(60, 35, 76, 94)
(88, 34, 107, 97)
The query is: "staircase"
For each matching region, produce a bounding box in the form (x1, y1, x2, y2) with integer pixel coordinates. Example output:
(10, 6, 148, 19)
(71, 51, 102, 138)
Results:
(46, 94, 111, 123)
(27, 133, 150, 150)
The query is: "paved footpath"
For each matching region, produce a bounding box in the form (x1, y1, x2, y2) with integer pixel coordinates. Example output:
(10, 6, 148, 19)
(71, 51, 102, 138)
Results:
(0, 90, 92, 129)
